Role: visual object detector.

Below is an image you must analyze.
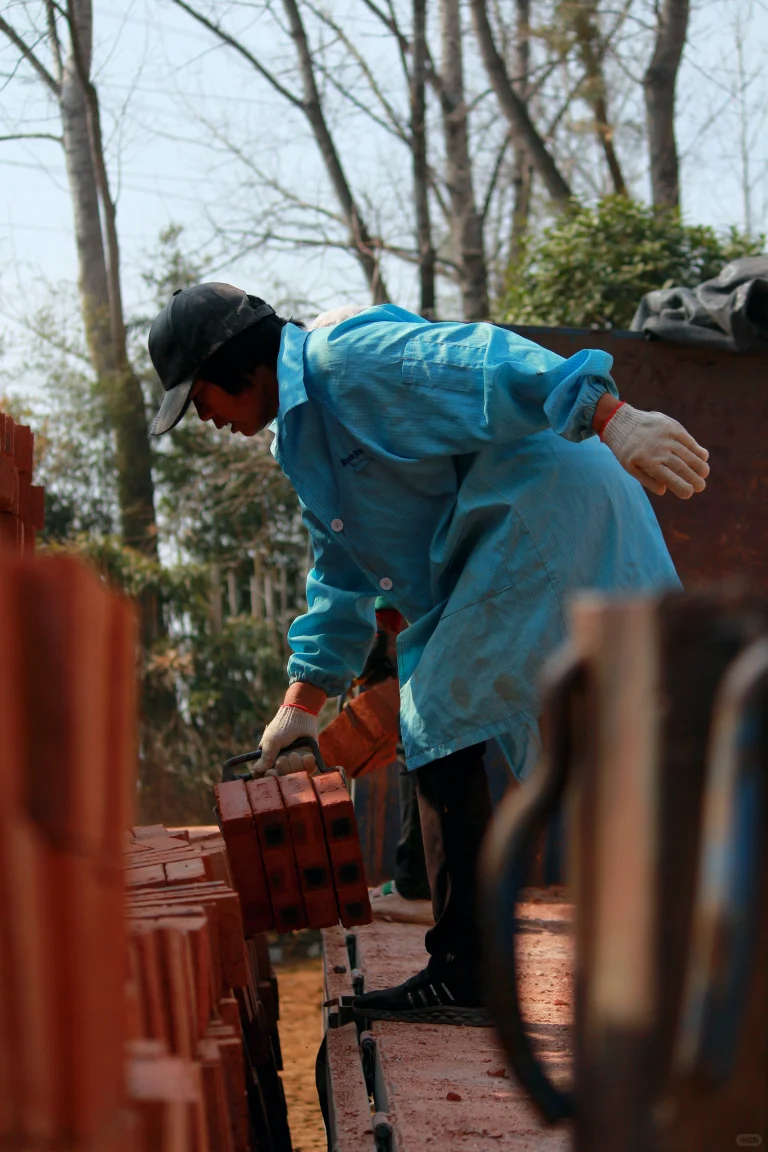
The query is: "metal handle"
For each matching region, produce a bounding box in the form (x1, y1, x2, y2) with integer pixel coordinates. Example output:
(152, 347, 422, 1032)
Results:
(675, 636, 768, 1083)
(480, 644, 584, 1123)
(222, 736, 332, 782)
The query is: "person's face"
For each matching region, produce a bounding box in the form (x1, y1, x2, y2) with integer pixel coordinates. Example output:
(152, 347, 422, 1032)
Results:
(191, 365, 279, 437)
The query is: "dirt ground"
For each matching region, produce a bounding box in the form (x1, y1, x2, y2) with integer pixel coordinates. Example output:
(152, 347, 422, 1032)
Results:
(276, 957, 327, 1152)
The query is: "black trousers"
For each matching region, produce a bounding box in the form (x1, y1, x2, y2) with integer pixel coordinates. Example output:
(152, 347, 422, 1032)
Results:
(393, 752, 431, 900)
(415, 742, 492, 974)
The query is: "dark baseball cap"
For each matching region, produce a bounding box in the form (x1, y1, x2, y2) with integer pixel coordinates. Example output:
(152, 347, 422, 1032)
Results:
(148, 282, 275, 436)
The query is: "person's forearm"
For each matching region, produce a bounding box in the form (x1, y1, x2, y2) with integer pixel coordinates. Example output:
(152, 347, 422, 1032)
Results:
(283, 680, 329, 713)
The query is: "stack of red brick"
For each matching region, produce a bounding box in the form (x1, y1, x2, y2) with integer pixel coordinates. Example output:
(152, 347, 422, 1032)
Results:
(0, 553, 293, 1152)
(0, 411, 45, 553)
(0, 554, 138, 1151)
(125, 825, 291, 1152)
(215, 770, 372, 937)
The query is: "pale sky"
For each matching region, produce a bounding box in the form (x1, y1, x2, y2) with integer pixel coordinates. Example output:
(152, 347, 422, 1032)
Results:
(1, 0, 766, 397)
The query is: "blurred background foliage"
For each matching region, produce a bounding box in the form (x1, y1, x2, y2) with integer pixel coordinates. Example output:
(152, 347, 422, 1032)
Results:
(499, 197, 764, 329)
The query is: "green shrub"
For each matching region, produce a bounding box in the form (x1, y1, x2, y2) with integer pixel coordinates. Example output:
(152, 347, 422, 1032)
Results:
(499, 197, 764, 330)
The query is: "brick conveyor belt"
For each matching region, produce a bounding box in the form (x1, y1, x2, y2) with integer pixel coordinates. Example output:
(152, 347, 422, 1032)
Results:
(321, 898, 574, 1151)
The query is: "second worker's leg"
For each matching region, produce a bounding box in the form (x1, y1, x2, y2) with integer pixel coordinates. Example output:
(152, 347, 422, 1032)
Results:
(353, 743, 493, 1025)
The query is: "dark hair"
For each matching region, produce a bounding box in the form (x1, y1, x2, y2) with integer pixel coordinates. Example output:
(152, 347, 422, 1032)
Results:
(197, 298, 292, 395)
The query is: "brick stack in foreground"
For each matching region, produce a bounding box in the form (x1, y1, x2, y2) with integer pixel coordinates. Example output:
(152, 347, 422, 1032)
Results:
(0, 554, 137, 1151)
(125, 824, 292, 1152)
(0, 554, 293, 1152)
(0, 410, 45, 553)
(215, 770, 372, 937)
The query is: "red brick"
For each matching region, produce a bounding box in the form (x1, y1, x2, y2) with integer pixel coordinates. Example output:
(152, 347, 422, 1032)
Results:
(218, 998, 240, 1034)
(133, 825, 170, 840)
(126, 863, 167, 889)
(132, 925, 171, 1045)
(312, 771, 372, 927)
(158, 925, 197, 1058)
(214, 781, 273, 935)
(0, 413, 14, 457)
(129, 885, 248, 992)
(0, 820, 57, 1141)
(29, 484, 44, 530)
(0, 511, 20, 551)
(277, 772, 338, 929)
(44, 850, 124, 1141)
(0, 455, 17, 513)
(16, 471, 30, 521)
(165, 858, 208, 885)
(128, 833, 192, 854)
(104, 592, 138, 860)
(197, 1038, 235, 1152)
(127, 1054, 206, 1152)
(205, 1025, 248, 1152)
(246, 777, 307, 934)
(13, 424, 33, 474)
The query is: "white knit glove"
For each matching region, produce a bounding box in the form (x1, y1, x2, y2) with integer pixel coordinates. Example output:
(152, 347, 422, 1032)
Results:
(256, 706, 319, 775)
(601, 403, 710, 499)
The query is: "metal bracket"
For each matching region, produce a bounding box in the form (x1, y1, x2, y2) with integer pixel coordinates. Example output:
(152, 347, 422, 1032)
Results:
(373, 1112, 393, 1151)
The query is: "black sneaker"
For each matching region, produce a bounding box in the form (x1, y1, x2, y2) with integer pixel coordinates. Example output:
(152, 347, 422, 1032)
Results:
(352, 964, 492, 1026)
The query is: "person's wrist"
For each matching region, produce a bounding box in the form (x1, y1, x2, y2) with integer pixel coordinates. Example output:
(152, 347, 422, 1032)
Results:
(283, 681, 328, 715)
(593, 394, 625, 439)
(594, 391, 626, 435)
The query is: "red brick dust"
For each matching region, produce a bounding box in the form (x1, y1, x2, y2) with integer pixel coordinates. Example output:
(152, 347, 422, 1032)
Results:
(353, 898, 574, 1150)
(276, 957, 327, 1152)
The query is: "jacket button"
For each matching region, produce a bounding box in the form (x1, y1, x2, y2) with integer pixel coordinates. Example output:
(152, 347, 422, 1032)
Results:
(331, 518, 344, 532)
(379, 577, 393, 591)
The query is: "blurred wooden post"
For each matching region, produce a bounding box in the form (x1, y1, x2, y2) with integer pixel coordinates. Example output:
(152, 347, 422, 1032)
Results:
(279, 562, 288, 644)
(250, 556, 263, 620)
(226, 569, 238, 618)
(264, 571, 274, 626)
(210, 564, 223, 635)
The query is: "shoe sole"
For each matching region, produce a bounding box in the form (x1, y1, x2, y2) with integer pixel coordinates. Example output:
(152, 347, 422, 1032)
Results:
(353, 1004, 493, 1027)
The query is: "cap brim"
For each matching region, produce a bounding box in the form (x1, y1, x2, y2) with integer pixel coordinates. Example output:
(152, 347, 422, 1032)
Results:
(150, 376, 195, 436)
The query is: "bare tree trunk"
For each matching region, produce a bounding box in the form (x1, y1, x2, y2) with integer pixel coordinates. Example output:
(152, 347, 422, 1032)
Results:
(509, 0, 533, 266)
(644, 0, 689, 210)
(439, 0, 489, 320)
(61, 1, 157, 554)
(470, 0, 572, 206)
(412, 0, 436, 318)
(570, 2, 627, 195)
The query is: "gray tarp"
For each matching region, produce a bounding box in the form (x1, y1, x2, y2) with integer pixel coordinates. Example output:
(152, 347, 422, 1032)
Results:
(630, 255, 768, 352)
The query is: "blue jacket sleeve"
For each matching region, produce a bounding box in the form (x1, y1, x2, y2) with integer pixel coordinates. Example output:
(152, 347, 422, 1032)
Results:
(286, 505, 377, 696)
(304, 308, 619, 457)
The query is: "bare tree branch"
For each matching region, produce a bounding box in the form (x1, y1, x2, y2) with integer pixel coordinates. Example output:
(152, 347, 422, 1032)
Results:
(0, 15, 61, 95)
(305, 0, 409, 140)
(481, 130, 512, 223)
(468, 0, 572, 204)
(170, 0, 305, 110)
(0, 132, 62, 144)
(45, 0, 63, 86)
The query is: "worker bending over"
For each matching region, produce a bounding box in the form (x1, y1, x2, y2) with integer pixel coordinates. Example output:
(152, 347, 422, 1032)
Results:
(148, 283, 709, 1026)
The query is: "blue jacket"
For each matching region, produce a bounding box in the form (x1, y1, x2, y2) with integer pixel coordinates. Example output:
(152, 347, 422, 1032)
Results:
(271, 305, 679, 774)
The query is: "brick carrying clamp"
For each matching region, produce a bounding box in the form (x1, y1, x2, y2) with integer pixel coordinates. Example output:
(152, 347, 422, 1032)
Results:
(222, 737, 348, 790)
